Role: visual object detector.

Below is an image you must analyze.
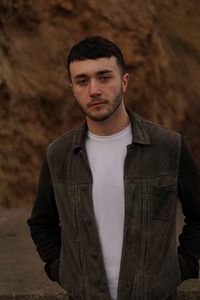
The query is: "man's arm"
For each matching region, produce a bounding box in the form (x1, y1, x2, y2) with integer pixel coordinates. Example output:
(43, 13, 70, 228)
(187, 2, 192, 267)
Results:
(178, 137, 200, 281)
(27, 155, 61, 282)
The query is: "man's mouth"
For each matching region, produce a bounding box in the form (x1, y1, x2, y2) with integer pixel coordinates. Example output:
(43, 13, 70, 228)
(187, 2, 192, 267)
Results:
(88, 100, 107, 107)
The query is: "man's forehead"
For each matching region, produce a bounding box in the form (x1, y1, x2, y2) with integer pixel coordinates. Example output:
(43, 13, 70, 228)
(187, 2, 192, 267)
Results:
(69, 56, 119, 77)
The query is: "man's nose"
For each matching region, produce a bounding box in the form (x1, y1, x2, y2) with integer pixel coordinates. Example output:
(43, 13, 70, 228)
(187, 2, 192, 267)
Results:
(89, 79, 102, 97)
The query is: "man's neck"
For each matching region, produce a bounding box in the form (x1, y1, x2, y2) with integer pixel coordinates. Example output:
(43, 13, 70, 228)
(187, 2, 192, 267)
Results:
(86, 103, 130, 136)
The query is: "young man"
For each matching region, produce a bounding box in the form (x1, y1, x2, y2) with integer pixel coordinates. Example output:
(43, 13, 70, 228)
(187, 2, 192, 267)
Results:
(28, 36, 200, 300)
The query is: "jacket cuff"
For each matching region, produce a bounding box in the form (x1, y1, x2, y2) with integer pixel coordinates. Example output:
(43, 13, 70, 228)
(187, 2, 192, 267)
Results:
(44, 258, 60, 282)
(178, 252, 199, 281)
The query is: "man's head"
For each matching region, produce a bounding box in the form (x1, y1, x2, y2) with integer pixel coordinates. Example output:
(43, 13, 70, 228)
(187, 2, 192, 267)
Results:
(67, 36, 129, 127)
(67, 36, 126, 81)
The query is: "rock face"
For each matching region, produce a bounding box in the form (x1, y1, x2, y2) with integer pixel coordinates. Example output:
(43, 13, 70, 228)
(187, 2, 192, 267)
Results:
(0, 0, 200, 207)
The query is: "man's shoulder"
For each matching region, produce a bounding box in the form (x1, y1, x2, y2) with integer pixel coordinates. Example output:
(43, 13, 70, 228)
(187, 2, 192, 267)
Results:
(137, 115, 182, 162)
(47, 123, 84, 156)
(130, 110, 182, 149)
(139, 114, 181, 141)
(128, 107, 181, 141)
(144, 117, 179, 135)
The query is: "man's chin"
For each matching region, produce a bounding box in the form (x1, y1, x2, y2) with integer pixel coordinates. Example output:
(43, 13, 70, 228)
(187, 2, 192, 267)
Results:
(86, 111, 111, 122)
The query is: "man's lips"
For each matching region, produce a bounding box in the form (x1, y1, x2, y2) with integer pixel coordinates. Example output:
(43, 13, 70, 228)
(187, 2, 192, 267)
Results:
(88, 101, 107, 107)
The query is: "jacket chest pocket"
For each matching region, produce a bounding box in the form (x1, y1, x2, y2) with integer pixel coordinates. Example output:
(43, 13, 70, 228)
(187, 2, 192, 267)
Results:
(150, 182, 177, 221)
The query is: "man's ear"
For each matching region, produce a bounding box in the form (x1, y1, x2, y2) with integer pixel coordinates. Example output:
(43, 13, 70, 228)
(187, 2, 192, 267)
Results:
(122, 73, 129, 93)
(69, 82, 76, 98)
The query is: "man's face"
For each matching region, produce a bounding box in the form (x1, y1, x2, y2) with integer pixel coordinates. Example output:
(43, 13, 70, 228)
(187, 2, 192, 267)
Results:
(69, 56, 129, 122)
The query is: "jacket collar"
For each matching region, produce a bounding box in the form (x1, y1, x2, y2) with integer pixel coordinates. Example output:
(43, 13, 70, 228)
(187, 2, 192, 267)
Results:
(72, 107, 151, 152)
(126, 107, 151, 145)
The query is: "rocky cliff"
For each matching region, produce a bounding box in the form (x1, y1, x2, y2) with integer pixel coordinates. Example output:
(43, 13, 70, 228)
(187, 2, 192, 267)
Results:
(0, 0, 200, 207)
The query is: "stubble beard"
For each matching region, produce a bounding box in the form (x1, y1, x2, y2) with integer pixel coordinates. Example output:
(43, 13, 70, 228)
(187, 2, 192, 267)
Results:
(76, 89, 123, 122)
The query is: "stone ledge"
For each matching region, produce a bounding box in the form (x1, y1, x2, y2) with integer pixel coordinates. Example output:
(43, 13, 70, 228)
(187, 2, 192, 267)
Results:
(177, 292, 200, 300)
(177, 279, 200, 299)
(0, 294, 67, 300)
(1, 289, 200, 300)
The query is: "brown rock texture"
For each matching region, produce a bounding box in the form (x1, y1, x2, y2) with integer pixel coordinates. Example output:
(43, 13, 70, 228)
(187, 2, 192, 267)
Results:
(0, 0, 200, 207)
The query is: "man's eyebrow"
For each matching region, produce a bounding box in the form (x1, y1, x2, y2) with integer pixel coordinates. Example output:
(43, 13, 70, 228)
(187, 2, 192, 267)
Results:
(97, 69, 113, 75)
(74, 73, 88, 80)
(74, 69, 113, 80)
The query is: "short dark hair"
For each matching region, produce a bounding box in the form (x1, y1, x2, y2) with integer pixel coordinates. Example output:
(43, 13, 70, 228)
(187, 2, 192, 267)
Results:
(67, 36, 126, 80)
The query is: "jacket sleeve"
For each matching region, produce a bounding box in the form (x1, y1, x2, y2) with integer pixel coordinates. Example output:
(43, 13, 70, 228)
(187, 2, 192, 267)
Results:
(178, 137, 200, 281)
(27, 155, 61, 282)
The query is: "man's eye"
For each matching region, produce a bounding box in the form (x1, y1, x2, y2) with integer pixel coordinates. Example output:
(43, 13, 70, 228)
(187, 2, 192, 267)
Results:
(76, 79, 88, 86)
(99, 75, 111, 81)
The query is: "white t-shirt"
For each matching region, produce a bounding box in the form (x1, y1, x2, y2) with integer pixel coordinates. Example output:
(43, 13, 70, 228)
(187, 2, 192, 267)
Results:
(85, 124, 132, 300)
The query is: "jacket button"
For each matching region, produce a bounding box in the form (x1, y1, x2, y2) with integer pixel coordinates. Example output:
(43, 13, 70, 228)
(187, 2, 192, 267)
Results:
(81, 185, 87, 191)
(91, 252, 98, 259)
(84, 217, 92, 225)
(99, 287, 106, 293)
